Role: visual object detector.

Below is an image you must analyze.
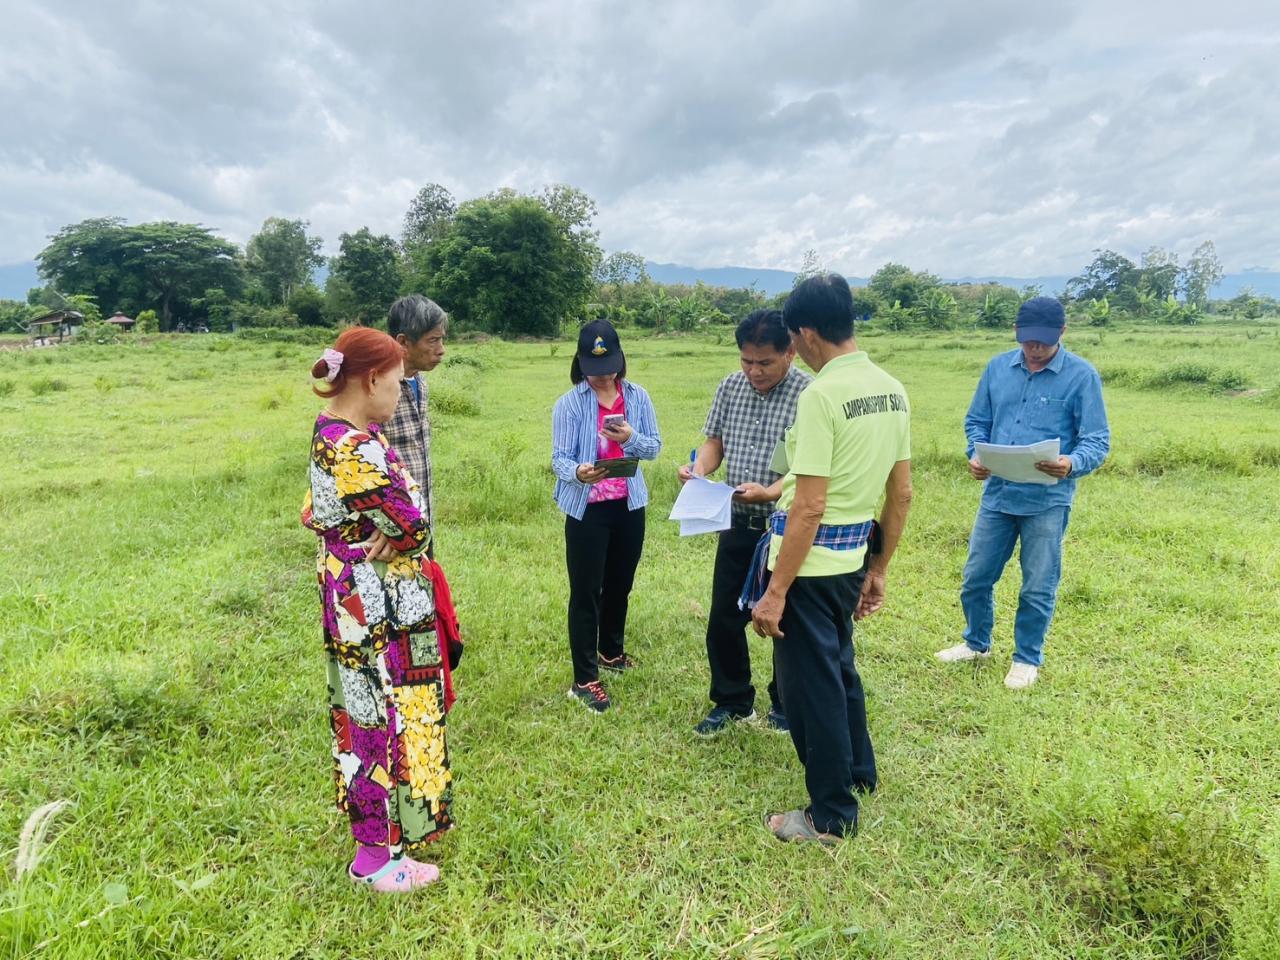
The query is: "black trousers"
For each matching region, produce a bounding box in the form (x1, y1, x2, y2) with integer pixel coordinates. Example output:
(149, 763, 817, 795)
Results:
(772, 568, 874, 837)
(706, 522, 780, 714)
(564, 500, 646, 685)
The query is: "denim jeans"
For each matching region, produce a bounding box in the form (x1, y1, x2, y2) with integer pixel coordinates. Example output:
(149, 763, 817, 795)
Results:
(960, 504, 1071, 667)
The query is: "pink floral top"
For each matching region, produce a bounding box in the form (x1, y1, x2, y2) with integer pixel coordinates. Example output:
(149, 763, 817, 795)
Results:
(589, 391, 628, 503)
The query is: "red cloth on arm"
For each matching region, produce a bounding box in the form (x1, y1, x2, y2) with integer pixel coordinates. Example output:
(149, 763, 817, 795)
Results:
(427, 558, 462, 713)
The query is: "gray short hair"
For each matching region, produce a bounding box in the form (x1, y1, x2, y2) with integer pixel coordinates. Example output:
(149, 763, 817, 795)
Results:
(388, 294, 448, 341)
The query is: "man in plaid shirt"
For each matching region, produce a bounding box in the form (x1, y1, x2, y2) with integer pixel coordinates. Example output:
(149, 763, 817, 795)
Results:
(384, 295, 447, 548)
(679, 309, 811, 736)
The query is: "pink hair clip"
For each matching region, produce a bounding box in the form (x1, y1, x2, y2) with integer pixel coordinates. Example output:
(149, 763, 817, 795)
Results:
(319, 348, 344, 382)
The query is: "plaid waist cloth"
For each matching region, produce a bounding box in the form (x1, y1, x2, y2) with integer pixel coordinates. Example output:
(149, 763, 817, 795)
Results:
(737, 511, 876, 610)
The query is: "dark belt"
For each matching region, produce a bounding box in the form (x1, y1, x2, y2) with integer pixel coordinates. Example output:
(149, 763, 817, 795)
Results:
(731, 513, 769, 531)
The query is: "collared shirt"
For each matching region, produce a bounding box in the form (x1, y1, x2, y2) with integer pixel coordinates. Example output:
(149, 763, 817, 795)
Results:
(770, 351, 910, 576)
(964, 346, 1110, 516)
(551, 379, 662, 520)
(383, 374, 433, 528)
(703, 365, 811, 520)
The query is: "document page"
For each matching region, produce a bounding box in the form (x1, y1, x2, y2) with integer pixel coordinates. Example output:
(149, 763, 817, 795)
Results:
(669, 476, 736, 536)
(974, 439, 1061, 485)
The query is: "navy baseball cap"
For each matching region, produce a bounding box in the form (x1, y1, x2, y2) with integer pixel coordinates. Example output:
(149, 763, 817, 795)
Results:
(1015, 296, 1066, 344)
(576, 319, 624, 376)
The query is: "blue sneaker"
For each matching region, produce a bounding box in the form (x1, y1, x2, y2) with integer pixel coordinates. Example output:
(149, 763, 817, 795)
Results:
(566, 681, 611, 713)
(694, 706, 755, 736)
(764, 706, 789, 733)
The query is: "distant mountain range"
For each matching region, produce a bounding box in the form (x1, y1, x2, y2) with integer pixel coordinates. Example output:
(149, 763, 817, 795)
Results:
(643, 262, 1280, 300)
(4, 258, 1277, 303)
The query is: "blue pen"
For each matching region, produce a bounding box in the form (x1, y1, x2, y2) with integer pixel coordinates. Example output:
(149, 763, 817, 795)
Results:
(689, 448, 699, 478)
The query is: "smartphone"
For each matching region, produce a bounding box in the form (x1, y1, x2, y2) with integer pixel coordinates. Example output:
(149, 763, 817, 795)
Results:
(601, 414, 625, 430)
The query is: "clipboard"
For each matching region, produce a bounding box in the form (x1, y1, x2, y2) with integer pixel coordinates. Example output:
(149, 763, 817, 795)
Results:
(593, 457, 639, 478)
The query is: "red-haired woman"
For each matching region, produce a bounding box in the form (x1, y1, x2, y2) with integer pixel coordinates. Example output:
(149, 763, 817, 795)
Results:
(300, 327, 452, 893)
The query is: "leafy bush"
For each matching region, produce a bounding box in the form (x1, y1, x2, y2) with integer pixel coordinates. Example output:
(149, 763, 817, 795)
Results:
(1147, 361, 1249, 391)
(93, 375, 114, 394)
(975, 290, 1018, 328)
(444, 352, 495, 371)
(1099, 362, 1250, 392)
(30, 376, 69, 396)
(430, 384, 480, 416)
(134, 309, 158, 334)
(74, 319, 121, 344)
(880, 300, 913, 332)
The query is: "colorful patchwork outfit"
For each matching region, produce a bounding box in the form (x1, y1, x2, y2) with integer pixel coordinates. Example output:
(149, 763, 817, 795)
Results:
(301, 413, 452, 855)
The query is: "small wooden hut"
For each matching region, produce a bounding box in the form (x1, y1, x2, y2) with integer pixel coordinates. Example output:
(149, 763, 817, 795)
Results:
(26, 310, 83, 346)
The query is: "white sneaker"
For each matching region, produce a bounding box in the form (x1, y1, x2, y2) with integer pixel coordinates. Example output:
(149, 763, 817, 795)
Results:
(1004, 663, 1039, 689)
(935, 643, 990, 663)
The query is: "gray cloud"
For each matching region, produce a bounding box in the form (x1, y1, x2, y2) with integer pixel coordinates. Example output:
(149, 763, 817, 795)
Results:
(0, 0, 1276, 277)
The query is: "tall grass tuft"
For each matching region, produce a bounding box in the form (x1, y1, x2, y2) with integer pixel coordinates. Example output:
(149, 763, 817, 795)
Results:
(29, 376, 69, 396)
(14, 800, 74, 880)
(431, 384, 481, 416)
(1100, 361, 1251, 392)
(1018, 773, 1256, 957)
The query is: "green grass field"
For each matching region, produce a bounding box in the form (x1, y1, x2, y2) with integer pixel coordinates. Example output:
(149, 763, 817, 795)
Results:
(2, 323, 1279, 959)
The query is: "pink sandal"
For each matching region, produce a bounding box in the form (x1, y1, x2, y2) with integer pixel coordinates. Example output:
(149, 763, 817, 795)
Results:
(348, 857, 440, 893)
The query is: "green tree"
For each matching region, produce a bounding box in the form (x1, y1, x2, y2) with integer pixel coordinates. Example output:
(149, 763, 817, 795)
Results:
(1180, 240, 1223, 309)
(794, 249, 824, 286)
(322, 273, 360, 326)
(1066, 249, 1140, 310)
(915, 288, 958, 329)
(1139, 246, 1180, 302)
(245, 217, 324, 304)
(977, 290, 1018, 328)
(288, 284, 327, 327)
(1087, 296, 1111, 327)
(134, 309, 158, 334)
(330, 228, 403, 325)
(597, 251, 649, 286)
(850, 286, 882, 322)
(1229, 287, 1265, 320)
(120, 222, 244, 330)
(62, 293, 102, 325)
(881, 299, 913, 332)
(537, 183, 602, 308)
(35, 218, 135, 318)
(38, 219, 244, 330)
(195, 288, 234, 332)
(636, 286, 676, 330)
(868, 263, 940, 310)
(415, 193, 596, 336)
(402, 183, 457, 249)
(0, 299, 36, 334)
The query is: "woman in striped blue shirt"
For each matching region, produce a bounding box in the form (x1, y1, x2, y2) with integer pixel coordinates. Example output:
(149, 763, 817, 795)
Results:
(551, 320, 662, 712)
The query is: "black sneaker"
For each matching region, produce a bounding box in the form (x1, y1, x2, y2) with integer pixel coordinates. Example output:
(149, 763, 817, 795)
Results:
(694, 706, 756, 736)
(764, 706, 789, 733)
(567, 680, 611, 712)
(598, 652, 638, 673)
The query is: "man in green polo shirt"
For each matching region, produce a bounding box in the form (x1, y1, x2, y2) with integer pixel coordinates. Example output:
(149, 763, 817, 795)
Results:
(750, 273, 913, 845)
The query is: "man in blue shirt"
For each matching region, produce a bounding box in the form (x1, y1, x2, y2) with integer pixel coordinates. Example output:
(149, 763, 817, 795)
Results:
(936, 297, 1110, 689)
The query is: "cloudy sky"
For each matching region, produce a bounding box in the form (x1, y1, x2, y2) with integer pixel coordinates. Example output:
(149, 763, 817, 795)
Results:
(2, 0, 1277, 277)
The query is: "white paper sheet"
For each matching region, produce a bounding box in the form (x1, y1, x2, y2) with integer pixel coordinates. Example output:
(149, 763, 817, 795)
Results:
(668, 476, 736, 536)
(974, 439, 1061, 485)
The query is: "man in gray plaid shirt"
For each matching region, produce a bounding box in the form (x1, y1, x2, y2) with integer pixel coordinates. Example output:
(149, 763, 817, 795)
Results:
(384, 295, 447, 550)
(679, 309, 811, 735)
